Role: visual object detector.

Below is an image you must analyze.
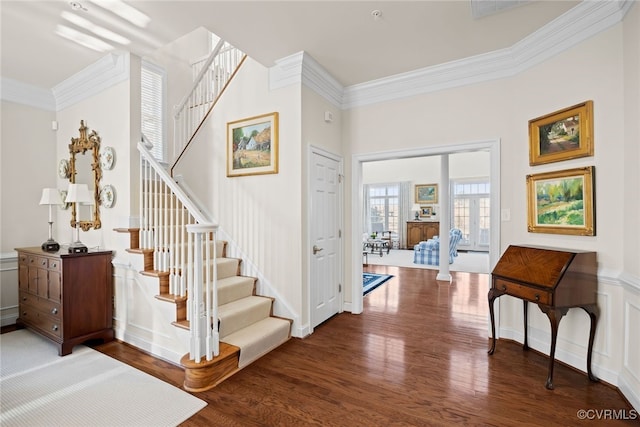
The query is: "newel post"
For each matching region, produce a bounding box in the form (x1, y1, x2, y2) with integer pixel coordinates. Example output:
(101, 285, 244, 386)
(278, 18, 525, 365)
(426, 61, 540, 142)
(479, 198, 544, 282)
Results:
(186, 223, 219, 362)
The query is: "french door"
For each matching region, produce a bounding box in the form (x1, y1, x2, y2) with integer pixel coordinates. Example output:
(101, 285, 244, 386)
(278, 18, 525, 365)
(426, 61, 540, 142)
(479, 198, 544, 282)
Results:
(452, 180, 490, 252)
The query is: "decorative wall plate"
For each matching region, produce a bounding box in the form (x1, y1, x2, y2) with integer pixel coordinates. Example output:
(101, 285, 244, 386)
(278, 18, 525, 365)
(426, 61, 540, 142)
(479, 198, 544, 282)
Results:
(100, 146, 115, 170)
(99, 184, 115, 208)
(58, 159, 70, 179)
(59, 190, 71, 210)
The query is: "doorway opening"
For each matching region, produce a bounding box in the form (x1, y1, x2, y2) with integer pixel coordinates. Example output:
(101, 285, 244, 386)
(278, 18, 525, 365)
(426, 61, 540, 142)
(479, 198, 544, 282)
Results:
(350, 140, 501, 315)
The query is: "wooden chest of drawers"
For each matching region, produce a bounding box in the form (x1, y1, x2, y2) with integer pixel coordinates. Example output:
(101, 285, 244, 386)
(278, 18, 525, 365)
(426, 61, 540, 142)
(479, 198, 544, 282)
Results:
(16, 247, 114, 356)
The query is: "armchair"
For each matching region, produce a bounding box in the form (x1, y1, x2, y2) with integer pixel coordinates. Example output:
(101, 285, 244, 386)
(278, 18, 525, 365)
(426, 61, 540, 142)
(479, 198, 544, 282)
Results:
(413, 228, 463, 265)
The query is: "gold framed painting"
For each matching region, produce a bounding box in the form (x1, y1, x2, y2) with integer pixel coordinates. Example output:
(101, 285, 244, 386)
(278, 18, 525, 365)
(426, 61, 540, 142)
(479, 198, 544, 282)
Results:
(415, 184, 438, 204)
(526, 166, 595, 236)
(529, 100, 593, 166)
(227, 112, 279, 177)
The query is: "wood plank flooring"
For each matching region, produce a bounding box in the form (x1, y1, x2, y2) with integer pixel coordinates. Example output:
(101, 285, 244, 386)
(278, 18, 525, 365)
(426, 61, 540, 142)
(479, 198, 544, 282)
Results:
(18, 266, 637, 425)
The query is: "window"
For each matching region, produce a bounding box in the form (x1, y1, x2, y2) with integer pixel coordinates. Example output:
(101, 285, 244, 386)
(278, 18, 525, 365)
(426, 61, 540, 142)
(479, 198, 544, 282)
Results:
(141, 61, 166, 161)
(367, 184, 399, 234)
(452, 179, 490, 251)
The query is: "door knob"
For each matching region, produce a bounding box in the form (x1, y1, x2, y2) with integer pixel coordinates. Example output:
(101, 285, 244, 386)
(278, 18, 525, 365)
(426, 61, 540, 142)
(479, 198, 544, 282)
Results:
(313, 245, 323, 255)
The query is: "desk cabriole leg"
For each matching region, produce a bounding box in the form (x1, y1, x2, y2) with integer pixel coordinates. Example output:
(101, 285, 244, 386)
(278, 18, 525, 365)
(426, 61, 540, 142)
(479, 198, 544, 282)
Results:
(487, 288, 501, 355)
(539, 306, 569, 390)
(583, 304, 600, 383)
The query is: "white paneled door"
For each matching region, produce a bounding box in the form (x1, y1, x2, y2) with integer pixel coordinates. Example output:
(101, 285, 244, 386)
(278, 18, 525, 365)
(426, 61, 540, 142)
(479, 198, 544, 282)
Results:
(310, 150, 342, 329)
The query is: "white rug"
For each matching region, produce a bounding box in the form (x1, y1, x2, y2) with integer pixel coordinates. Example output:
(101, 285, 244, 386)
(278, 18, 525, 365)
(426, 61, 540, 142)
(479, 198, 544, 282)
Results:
(0, 329, 206, 427)
(366, 249, 490, 274)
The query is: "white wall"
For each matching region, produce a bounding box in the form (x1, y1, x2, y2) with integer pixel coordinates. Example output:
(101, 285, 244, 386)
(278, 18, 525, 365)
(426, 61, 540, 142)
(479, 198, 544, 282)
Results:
(0, 101, 56, 325)
(54, 79, 133, 261)
(173, 58, 306, 334)
(344, 21, 637, 402)
(620, 2, 640, 410)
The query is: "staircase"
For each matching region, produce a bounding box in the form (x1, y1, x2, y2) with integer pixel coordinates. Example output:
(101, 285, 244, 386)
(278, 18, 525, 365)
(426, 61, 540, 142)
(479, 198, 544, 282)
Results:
(119, 226, 292, 391)
(120, 38, 292, 391)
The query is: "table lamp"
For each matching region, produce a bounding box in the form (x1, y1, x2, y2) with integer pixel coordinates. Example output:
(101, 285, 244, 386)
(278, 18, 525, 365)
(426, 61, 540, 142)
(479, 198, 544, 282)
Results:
(65, 183, 93, 253)
(412, 204, 421, 220)
(40, 188, 62, 252)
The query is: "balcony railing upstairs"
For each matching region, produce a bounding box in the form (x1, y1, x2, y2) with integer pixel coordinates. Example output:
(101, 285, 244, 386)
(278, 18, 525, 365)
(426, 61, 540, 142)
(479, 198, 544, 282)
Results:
(172, 39, 246, 174)
(139, 140, 219, 362)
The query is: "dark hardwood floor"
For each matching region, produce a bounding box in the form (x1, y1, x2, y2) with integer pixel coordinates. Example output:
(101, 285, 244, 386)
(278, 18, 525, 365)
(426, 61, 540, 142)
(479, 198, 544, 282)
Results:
(8, 266, 636, 425)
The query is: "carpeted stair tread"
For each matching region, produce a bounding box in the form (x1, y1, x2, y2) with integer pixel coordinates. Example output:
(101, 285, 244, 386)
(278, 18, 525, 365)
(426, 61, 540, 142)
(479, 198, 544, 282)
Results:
(216, 257, 240, 279)
(217, 276, 256, 305)
(222, 317, 291, 368)
(218, 296, 273, 337)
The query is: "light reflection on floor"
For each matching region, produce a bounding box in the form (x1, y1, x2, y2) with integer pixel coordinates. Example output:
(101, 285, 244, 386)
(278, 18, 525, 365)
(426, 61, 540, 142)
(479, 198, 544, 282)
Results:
(363, 266, 491, 394)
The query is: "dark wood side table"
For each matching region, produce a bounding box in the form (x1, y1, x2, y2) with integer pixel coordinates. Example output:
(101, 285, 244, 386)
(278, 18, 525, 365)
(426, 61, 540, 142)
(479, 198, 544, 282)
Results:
(488, 244, 599, 389)
(16, 247, 114, 356)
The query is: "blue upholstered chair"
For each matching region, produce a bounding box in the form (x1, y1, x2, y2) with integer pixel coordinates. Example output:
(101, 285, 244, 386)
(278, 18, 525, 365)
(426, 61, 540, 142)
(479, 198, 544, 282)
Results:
(413, 228, 463, 265)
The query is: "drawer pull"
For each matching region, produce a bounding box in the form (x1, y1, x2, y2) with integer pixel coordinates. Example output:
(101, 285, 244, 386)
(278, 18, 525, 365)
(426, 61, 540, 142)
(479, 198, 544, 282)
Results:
(52, 325, 58, 331)
(22, 296, 27, 301)
(501, 285, 507, 291)
(535, 294, 540, 302)
(51, 308, 58, 315)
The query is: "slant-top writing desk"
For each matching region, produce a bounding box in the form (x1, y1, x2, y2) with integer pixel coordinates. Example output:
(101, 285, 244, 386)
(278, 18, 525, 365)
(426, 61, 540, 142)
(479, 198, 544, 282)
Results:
(488, 244, 599, 389)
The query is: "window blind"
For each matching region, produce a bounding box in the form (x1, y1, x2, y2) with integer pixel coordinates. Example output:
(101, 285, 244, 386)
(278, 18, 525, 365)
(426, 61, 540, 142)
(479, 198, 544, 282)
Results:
(141, 61, 165, 161)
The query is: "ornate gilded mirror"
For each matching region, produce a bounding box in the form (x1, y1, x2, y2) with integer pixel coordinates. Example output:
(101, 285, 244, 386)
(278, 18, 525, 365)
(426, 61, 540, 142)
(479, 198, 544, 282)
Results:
(69, 120, 102, 230)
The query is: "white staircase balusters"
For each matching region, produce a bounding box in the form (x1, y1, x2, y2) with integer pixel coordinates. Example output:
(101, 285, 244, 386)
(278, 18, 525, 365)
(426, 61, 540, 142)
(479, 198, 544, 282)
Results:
(138, 142, 219, 361)
(137, 40, 245, 364)
(172, 41, 245, 171)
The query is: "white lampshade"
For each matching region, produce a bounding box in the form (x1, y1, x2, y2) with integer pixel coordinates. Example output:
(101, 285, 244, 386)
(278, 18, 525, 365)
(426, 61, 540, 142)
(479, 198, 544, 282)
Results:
(65, 183, 93, 204)
(412, 204, 421, 212)
(39, 188, 62, 205)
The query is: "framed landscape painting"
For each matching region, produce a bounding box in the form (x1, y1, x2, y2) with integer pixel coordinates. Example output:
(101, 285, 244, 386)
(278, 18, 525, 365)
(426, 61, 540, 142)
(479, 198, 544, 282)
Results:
(526, 166, 595, 236)
(529, 101, 593, 166)
(415, 184, 438, 204)
(227, 112, 279, 177)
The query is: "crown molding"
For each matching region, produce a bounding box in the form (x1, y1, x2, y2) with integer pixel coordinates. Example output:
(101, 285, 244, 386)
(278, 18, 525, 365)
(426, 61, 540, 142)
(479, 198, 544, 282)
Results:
(269, 51, 304, 90)
(52, 51, 130, 111)
(269, 51, 344, 108)
(299, 53, 343, 108)
(340, 0, 633, 109)
(0, 78, 56, 111)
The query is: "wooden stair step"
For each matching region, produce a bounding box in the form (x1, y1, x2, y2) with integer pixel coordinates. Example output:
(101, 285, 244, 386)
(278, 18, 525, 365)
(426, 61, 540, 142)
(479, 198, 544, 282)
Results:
(217, 275, 256, 305)
(223, 317, 292, 369)
(180, 342, 240, 392)
(218, 296, 273, 337)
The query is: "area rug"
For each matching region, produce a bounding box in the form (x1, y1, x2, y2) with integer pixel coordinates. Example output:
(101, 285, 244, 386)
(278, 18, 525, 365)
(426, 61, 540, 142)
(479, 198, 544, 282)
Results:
(0, 329, 206, 427)
(363, 273, 393, 295)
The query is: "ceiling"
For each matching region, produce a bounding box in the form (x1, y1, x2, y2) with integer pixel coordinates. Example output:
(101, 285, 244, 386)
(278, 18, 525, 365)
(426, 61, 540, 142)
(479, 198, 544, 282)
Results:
(1, 1, 580, 91)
